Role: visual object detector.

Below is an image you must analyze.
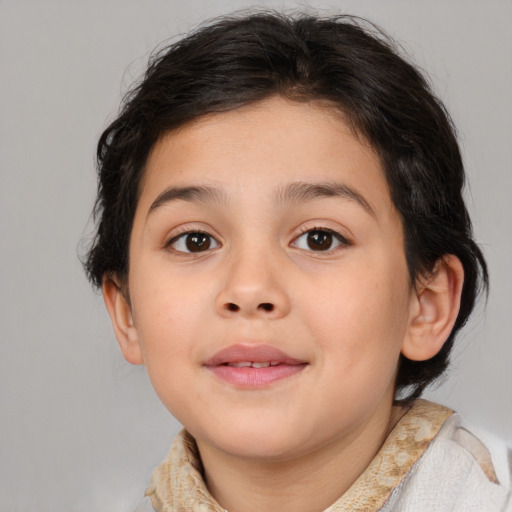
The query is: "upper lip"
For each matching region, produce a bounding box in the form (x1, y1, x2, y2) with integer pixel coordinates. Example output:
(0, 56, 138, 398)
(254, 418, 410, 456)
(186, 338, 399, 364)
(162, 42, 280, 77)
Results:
(204, 344, 306, 366)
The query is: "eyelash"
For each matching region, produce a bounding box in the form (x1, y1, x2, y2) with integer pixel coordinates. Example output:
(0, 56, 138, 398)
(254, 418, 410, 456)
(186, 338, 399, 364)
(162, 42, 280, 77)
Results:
(166, 226, 350, 255)
(166, 229, 221, 254)
(291, 227, 351, 253)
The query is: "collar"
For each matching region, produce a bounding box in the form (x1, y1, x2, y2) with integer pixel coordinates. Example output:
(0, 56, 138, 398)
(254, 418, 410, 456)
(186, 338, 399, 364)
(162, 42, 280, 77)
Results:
(145, 399, 453, 512)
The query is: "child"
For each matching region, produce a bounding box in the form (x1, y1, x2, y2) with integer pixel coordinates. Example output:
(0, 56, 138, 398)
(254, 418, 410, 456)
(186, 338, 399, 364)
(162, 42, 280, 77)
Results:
(84, 12, 511, 512)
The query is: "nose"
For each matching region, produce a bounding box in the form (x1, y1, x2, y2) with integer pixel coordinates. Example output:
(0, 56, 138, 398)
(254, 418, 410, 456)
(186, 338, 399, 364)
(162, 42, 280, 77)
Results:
(215, 248, 291, 320)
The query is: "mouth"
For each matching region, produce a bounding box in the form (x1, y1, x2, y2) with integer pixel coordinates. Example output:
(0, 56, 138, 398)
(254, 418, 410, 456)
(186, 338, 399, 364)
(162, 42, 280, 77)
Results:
(221, 361, 283, 368)
(204, 344, 308, 388)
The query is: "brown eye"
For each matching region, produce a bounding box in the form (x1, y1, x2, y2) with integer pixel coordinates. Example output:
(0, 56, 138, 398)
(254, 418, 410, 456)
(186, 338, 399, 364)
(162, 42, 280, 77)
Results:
(292, 228, 347, 252)
(186, 233, 210, 252)
(306, 230, 333, 251)
(169, 232, 220, 253)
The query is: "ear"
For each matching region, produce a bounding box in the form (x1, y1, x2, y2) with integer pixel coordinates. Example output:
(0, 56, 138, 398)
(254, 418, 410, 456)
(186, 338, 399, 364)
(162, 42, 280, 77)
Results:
(402, 255, 464, 361)
(102, 276, 144, 365)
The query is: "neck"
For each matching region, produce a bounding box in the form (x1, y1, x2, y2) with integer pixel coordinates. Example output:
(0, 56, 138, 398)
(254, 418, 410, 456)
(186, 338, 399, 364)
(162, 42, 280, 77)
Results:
(197, 401, 405, 512)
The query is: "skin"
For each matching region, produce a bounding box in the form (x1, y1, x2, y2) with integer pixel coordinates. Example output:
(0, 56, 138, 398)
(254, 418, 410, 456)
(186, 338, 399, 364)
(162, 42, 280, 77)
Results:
(104, 96, 464, 512)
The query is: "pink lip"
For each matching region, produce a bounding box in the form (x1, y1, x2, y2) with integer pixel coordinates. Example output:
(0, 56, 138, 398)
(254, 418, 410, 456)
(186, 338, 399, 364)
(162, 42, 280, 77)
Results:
(204, 344, 307, 388)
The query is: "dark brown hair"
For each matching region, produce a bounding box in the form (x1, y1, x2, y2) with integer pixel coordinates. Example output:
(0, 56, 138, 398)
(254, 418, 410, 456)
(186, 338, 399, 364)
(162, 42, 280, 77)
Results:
(84, 12, 488, 400)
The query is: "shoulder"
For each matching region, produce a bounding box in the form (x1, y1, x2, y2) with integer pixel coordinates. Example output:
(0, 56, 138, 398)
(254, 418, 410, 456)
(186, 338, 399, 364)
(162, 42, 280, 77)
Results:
(383, 409, 512, 512)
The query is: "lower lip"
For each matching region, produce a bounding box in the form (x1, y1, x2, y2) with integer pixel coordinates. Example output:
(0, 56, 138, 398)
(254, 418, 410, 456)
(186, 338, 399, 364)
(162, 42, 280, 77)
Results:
(206, 364, 307, 388)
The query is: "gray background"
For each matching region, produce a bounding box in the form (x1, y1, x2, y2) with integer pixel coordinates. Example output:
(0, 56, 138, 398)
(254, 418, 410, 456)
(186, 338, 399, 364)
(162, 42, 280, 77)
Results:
(1, 1, 511, 510)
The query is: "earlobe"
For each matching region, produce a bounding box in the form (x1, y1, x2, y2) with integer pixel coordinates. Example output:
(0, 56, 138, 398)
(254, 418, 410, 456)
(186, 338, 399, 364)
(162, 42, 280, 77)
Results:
(102, 276, 144, 365)
(402, 255, 464, 361)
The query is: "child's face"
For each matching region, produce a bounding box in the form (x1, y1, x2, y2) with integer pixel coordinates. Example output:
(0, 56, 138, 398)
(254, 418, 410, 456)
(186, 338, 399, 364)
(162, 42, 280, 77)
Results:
(115, 96, 419, 461)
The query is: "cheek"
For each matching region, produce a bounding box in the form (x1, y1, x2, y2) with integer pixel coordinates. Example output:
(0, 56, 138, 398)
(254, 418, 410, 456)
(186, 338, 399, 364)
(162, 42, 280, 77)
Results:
(131, 286, 208, 417)
(130, 271, 212, 371)
(302, 263, 409, 364)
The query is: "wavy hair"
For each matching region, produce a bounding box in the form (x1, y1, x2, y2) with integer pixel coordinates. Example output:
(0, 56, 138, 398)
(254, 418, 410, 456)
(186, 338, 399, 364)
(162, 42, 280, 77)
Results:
(84, 12, 488, 400)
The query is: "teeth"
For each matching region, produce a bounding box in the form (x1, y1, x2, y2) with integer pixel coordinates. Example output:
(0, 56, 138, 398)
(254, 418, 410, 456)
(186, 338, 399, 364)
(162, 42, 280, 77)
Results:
(251, 362, 271, 368)
(226, 361, 277, 368)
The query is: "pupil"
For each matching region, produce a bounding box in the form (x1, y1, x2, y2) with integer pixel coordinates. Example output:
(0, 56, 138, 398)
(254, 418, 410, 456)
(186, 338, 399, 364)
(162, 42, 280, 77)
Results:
(186, 233, 210, 252)
(307, 230, 332, 251)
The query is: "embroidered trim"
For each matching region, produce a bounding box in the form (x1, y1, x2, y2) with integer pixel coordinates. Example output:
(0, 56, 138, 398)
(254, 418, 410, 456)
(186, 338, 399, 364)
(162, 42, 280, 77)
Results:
(324, 399, 453, 511)
(146, 399, 453, 512)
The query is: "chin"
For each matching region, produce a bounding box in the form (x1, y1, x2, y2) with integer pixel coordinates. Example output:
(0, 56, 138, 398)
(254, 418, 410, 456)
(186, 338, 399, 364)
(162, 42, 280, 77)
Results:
(195, 420, 308, 461)
(221, 436, 301, 461)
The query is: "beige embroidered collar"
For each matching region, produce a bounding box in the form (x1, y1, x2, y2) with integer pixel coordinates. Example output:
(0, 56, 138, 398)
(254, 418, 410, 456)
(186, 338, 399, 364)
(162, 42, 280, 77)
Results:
(145, 399, 453, 512)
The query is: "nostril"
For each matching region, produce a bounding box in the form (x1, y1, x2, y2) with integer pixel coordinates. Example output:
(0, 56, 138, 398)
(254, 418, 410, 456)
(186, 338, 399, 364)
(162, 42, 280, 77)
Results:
(222, 302, 275, 314)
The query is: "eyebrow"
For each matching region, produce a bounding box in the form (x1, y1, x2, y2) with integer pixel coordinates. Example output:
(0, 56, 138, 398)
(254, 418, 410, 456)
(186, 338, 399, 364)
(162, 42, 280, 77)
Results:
(147, 185, 228, 216)
(147, 181, 376, 218)
(275, 181, 376, 217)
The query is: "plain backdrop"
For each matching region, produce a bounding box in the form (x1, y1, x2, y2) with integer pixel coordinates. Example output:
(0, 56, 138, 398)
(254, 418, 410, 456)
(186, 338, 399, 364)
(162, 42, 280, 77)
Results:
(1, 1, 511, 511)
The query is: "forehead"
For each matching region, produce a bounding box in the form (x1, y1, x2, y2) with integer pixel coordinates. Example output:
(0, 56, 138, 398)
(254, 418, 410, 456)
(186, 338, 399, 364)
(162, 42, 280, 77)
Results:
(138, 96, 394, 218)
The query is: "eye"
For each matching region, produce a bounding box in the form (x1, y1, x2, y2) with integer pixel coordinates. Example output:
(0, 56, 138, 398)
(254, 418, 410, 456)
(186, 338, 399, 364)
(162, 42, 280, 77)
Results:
(168, 231, 220, 253)
(291, 228, 348, 252)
